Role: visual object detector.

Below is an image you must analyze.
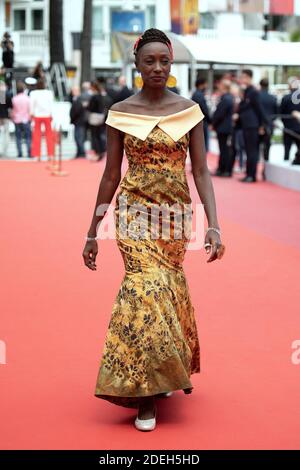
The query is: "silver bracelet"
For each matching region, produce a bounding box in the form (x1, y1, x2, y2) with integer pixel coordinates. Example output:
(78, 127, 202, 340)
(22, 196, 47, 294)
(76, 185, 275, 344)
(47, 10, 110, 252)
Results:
(85, 235, 98, 241)
(206, 227, 221, 236)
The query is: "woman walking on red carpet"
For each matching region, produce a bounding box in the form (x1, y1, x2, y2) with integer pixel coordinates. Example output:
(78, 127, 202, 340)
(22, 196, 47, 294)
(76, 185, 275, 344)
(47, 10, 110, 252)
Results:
(83, 28, 225, 431)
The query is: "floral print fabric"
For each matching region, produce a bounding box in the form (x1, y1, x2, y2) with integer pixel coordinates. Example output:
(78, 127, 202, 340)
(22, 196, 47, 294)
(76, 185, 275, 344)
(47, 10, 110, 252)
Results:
(95, 114, 202, 408)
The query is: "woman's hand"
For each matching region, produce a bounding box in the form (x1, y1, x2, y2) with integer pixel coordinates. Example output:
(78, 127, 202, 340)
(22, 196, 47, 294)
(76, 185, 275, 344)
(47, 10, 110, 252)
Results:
(82, 240, 98, 270)
(204, 231, 225, 263)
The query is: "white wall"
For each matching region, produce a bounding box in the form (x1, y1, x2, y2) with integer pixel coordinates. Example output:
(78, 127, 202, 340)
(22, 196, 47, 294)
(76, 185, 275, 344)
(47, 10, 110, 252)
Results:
(63, 0, 84, 63)
(216, 13, 243, 36)
(155, 0, 171, 31)
(0, 3, 5, 34)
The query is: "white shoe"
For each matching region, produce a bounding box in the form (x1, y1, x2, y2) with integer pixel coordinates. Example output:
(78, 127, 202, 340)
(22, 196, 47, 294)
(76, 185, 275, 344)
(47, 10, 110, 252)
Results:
(156, 391, 173, 398)
(135, 409, 156, 431)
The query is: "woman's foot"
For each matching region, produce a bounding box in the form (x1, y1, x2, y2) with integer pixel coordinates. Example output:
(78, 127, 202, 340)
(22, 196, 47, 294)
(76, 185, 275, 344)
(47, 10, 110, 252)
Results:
(135, 397, 156, 431)
(138, 396, 156, 419)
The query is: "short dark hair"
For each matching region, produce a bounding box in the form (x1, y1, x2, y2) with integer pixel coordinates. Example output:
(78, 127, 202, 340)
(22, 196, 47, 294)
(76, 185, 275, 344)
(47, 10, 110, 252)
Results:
(195, 77, 207, 88)
(241, 69, 253, 79)
(260, 78, 269, 89)
(96, 76, 106, 85)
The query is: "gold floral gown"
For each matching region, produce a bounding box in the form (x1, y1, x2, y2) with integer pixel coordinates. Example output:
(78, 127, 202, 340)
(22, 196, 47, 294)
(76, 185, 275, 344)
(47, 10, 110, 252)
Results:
(94, 103, 204, 408)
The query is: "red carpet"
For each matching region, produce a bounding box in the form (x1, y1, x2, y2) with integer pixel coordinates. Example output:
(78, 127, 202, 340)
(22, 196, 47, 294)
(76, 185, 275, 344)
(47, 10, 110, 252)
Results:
(1, 156, 300, 449)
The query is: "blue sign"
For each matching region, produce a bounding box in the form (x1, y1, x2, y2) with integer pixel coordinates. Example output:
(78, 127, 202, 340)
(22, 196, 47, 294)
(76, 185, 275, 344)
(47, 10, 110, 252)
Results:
(111, 11, 145, 33)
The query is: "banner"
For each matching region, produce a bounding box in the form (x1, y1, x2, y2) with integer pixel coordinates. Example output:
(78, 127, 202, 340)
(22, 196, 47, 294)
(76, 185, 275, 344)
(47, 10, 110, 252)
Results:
(269, 0, 294, 15)
(201, 0, 300, 14)
(170, 0, 199, 35)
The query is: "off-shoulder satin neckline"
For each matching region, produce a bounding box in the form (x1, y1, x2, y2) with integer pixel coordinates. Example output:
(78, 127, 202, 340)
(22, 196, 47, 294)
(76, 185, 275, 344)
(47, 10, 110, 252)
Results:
(107, 103, 198, 118)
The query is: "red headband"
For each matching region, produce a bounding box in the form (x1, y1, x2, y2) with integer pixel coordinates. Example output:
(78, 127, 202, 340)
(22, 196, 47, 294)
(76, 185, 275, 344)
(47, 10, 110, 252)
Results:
(133, 35, 174, 61)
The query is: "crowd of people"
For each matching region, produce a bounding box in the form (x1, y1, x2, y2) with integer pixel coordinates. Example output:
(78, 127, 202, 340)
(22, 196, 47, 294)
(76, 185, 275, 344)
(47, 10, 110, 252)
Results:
(193, 70, 300, 182)
(1, 41, 300, 180)
(0, 68, 135, 161)
(69, 69, 300, 179)
(70, 76, 133, 161)
(0, 77, 55, 160)
(69, 75, 134, 161)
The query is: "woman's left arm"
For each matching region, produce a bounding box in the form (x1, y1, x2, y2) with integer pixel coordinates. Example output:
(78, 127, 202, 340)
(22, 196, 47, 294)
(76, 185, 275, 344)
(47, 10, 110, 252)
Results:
(189, 120, 225, 262)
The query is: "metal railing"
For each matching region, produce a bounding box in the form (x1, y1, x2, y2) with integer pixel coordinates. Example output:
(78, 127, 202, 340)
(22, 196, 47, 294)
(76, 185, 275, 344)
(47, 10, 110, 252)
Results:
(18, 31, 48, 49)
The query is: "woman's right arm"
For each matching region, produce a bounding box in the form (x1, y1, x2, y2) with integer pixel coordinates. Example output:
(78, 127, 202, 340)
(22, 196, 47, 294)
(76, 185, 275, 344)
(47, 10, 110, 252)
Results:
(82, 124, 124, 270)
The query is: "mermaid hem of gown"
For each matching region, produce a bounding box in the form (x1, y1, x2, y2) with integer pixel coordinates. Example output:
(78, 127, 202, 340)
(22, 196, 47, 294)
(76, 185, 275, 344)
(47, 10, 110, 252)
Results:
(94, 379, 199, 409)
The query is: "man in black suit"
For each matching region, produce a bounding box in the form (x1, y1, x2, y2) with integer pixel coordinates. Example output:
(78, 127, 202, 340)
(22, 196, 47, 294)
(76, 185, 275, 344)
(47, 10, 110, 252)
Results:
(191, 77, 211, 152)
(259, 78, 278, 162)
(279, 77, 300, 165)
(238, 69, 270, 182)
(212, 79, 234, 177)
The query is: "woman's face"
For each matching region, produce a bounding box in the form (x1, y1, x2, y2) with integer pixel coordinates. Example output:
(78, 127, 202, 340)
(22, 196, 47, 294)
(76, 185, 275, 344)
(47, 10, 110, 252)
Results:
(135, 41, 172, 88)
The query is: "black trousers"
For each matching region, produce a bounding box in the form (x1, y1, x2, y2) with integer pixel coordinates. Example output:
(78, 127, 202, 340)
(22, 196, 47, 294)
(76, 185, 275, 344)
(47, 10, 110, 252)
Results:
(90, 124, 106, 156)
(217, 133, 232, 173)
(283, 132, 300, 161)
(259, 131, 272, 161)
(243, 128, 260, 179)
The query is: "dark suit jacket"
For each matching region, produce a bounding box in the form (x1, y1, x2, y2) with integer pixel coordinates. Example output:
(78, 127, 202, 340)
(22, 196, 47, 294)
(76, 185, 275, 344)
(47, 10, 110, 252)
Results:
(114, 86, 134, 104)
(239, 85, 270, 129)
(191, 89, 211, 125)
(279, 92, 300, 132)
(70, 97, 86, 126)
(212, 93, 234, 134)
(259, 90, 278, 118)
(88, 93, 113, 120)
(259, 90, 278, 130)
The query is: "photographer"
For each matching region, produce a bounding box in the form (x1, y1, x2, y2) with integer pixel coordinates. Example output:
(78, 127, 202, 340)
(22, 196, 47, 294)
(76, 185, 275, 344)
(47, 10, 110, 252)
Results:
(1, 32, 14, 70)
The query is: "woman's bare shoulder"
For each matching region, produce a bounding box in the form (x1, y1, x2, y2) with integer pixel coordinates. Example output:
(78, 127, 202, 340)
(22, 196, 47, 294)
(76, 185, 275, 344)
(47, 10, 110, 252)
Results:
(175, 96, 198, 110)
(166, 93, 198, 111)
(109, 96, 139, 113)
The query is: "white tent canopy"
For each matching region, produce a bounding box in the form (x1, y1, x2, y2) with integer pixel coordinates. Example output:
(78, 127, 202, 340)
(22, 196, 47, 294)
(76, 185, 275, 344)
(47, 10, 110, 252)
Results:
(176, 36, 300, 67)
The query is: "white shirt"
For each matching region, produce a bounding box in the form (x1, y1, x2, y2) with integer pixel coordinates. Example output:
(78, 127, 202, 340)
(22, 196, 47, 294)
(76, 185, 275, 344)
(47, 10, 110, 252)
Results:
(30, 89, 54, 117)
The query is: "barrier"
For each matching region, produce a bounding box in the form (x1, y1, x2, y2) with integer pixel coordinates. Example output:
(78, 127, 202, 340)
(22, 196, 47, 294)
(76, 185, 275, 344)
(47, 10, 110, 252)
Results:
(50, 126, 68, 176)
